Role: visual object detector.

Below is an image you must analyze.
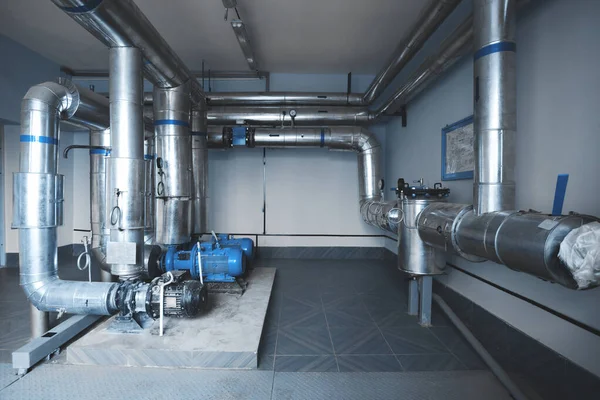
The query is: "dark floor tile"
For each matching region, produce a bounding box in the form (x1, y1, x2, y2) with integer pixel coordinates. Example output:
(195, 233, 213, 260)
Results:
(434, 285, 474, 328)
(564, 362, 600, 400)
(430, 304, 452, 327)
(274, 355, 337, 372)
(325, 308, 375, 328)
(280, 293, 321, 309)
(398, 354, 466, 371)
(258, 354, 274, 371)
(369, 308, 419, 328)
(320, 293, 365, 310)
(359, 293, 406, 311)
(259, 325, 278, 355)
(330, 327, 392, 355)
(429, 327, 486, 370)
(279, 306, 328, 329)
(337, 355, 403, 372)
(276, 326, 333, 355)
(381, 327, 447, 355)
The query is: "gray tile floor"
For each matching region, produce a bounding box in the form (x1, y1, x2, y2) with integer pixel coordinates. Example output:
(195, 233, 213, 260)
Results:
(255, 258, 486, 373)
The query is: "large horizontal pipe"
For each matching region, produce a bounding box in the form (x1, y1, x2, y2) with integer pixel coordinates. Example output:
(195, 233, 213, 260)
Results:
(207, 126, 398, 234)
(206, 106, 374, 127)
(205, 92, 366, 107)
(416, 203, 600, 289)
(52, 0, 204, 104)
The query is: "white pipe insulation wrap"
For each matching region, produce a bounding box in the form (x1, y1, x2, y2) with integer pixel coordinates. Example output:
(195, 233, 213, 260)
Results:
(558, 222, 600, 289)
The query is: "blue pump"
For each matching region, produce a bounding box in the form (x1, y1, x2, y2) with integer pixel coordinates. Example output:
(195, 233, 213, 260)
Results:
(162, 235, 254, 282)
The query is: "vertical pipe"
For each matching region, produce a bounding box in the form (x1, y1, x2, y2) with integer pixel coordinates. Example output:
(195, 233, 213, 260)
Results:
(191, 103, 208, 235)
(473, 0, 517, 214)
(19, 84, 64, 336)
(107, 47, 145, 278)
(154, 82, 192, 245)
(144, 137, 155, 240)
(90, 129, 112, 282)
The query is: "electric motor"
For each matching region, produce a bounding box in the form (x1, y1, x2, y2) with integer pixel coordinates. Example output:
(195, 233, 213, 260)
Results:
(146, 272, 208, 319)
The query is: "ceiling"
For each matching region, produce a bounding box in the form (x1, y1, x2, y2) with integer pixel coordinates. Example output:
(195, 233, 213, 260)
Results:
(0, 0, 427, 74)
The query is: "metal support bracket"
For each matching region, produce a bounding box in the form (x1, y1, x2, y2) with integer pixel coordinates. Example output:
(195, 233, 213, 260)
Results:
(12, 315, 101, 375)
(417, 276, 433, 327)
(408, 278, 419, 316)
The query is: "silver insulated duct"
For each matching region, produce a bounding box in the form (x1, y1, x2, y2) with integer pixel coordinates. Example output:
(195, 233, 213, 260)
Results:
(153, 82, 193, 245)
(14, 80, 121, 336)
(473, 0, 517, 214)
(106, 47, 146, 279)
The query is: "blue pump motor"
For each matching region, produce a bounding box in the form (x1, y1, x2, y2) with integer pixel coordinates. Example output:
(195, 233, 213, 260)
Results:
(216, 234, 254, 262)
(163, 241, 245, 283)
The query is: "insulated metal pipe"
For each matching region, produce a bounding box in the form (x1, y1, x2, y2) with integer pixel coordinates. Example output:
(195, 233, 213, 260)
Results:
(90, 128, 112, 282)
(375, 16, 473, 118)
(15, 80, 121, 337)
(107, 47, 145, 279)
(154, 82, 193, 245)
(416, 203, 600, 289)
(363, 0, 461, 104)
(207, 106, 374, 127)
(144, 137, 155, 239)
(205, 92, 366, 107)
(191, 105, 208, 235)
(52, 0, 204, 104)
(473, 0, 517, 214)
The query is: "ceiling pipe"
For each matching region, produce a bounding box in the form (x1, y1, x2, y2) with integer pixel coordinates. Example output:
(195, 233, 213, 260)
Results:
(206, 106, 375, 127)
(206, 126, 399, 234)
(51, 0, 205, 105)
(231, 19, 258, 71)
(204, 92, 366, 107)
(363, 0, 462, 104)
(374, 16, 473, 118)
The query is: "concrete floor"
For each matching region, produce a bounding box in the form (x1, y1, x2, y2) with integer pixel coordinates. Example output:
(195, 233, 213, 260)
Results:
(0, 256, 516, 399)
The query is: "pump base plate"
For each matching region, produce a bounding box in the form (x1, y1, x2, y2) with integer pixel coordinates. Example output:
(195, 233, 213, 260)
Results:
(66, 268, 276, 369)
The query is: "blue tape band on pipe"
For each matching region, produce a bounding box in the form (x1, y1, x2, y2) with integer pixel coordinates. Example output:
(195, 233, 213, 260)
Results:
(144, 154, 155, 160)
(474, 41, 516, 61)
(154, 119, 190, 127)
(90, 149, 110, 155)
(59, 0, 103, 13)
(320, 129, 325, 148)
(191, 131, 207, 137)
(20, 135, 58, 145)
(552, 174, 569, 216)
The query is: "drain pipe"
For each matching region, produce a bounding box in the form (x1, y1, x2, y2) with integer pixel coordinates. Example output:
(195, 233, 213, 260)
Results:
(433, 294, 529, 400)
(191, 105, 209, 235)
(154, 82, 193, 245)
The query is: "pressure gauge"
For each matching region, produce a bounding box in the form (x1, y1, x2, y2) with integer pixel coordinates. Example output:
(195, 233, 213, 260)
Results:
(378, 178, 385, 191)
(289, 109, 297, 118)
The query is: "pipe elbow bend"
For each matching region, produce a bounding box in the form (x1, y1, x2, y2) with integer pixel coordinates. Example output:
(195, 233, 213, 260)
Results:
(23, 79, 80, 119)
(354, 129, 381, 154)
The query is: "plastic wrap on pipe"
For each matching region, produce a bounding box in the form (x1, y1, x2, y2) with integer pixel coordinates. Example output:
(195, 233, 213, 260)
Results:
(558, 221, 600, 289)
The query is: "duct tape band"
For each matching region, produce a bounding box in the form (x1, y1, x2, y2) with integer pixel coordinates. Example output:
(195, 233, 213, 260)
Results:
(320, 129, 325, 148)
(20, 135, 59, 145)
(90, 149, 110, 155)
(191, 131, 207, 137)
(59, 0, 103, 13)
(154, 119, 190, 127)
(144, 154, 155, 160)
(474, 41, 516, 61)
(552, 174, 569, 216)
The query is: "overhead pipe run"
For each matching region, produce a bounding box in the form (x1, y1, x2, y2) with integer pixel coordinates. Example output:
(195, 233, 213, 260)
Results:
(207, 126, 398, 234)
(375, 16, 473, 118)
(52, 0, 205, 105)
(206, 106, 375, 127)
(363, 0, 461, 104)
